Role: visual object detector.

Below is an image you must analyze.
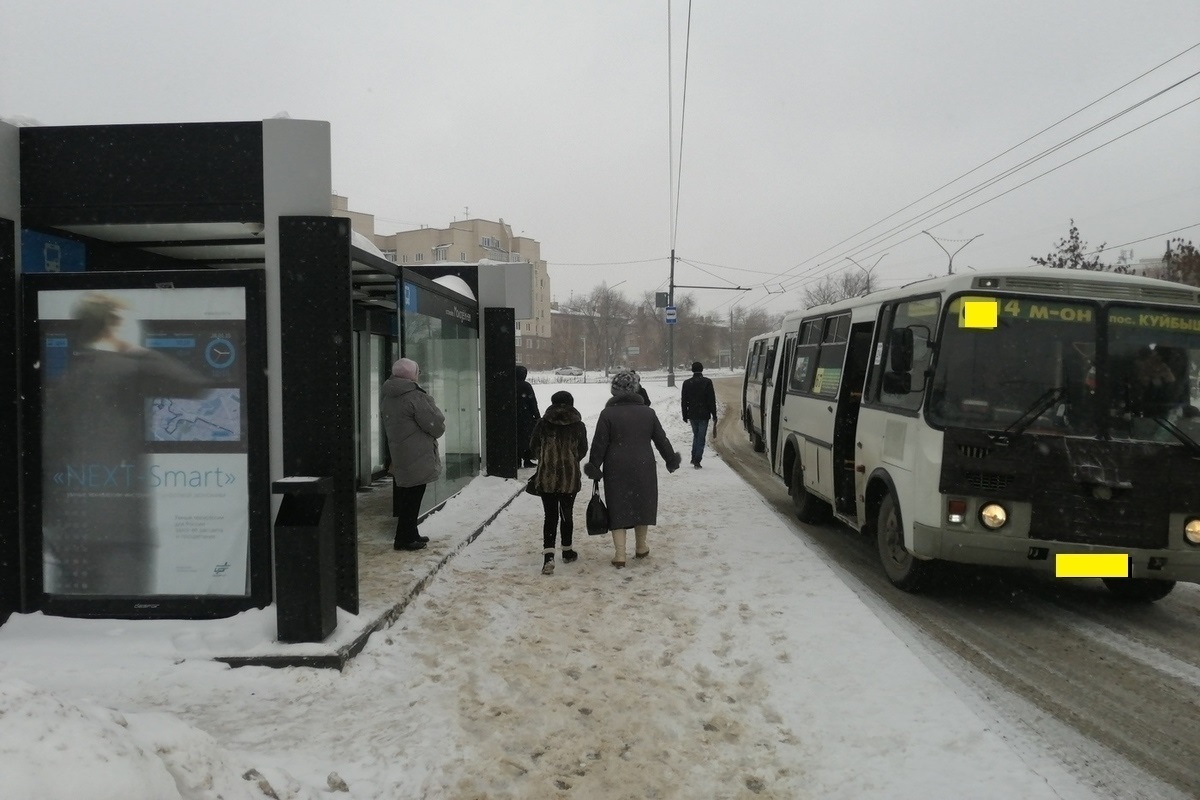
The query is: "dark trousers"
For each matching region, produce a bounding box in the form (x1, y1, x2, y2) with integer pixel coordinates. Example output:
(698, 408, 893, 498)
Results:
(540, 492, 577, 551)
(393, 483, 428, 545)
(690, 418, 710, 464)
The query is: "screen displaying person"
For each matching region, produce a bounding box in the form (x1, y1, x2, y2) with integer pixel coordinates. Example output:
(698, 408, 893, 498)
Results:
(42, 291, 210, 595)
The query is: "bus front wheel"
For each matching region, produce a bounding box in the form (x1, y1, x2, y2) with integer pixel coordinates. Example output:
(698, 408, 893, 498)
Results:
(877, 493, 938, 592)
(1101, 578, 1175, 602)
(791, 458, 830, 524)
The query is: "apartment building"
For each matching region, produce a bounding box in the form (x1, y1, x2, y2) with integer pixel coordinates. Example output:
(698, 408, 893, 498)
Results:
(332, 196, 553, 367)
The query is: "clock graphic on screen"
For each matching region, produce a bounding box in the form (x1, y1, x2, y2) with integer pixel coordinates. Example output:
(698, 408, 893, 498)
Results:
(204, 337, 236, 370)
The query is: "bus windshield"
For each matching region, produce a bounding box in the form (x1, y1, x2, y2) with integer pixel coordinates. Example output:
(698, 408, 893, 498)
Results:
(928, 295, 1200, 445)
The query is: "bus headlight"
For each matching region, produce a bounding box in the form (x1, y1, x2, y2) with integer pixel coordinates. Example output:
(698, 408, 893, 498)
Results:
(979, 503, 1008, 530)
(1185, 518, 1200, 546)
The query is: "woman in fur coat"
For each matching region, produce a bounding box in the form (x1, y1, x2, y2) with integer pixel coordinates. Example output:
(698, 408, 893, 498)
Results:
(584, 371, 681, 568)
(528, 391, 589, 574)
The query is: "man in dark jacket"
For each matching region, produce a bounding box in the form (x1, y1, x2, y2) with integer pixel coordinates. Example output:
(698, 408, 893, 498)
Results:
(680, 361, 718, 468)
(515, 365, 541, 468)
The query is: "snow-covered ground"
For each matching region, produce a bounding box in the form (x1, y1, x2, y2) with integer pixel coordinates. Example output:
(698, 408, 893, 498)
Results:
(0, 376, 1099, 799)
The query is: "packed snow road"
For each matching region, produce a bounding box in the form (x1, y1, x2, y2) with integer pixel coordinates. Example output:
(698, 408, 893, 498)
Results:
(712, 376, 1200, 800)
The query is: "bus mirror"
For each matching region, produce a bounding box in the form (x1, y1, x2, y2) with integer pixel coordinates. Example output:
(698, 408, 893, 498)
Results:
(889, 328, 914, 373)
(882, 371, 912, 394)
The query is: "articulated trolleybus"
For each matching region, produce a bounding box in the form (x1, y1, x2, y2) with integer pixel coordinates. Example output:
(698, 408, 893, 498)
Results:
(768, 266, 1200, 602)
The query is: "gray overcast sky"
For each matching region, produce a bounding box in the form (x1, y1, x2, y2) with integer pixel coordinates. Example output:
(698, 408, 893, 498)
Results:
(3, 0, 1199, 316)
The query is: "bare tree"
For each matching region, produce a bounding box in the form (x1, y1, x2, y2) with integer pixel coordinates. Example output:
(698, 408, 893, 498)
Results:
(1031, 219, 1121, 271)
(802, 268, 870, 308)
(1160, 238, 1200, 287)
(582, 284, 635, 373)
(725, 306, 782, 368)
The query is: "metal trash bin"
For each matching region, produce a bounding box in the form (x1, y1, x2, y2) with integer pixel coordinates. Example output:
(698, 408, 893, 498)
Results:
(272, 477, 337, 643)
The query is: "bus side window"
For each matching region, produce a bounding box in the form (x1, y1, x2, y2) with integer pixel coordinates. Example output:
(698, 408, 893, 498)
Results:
(879, 296, 940, 411)
(790, 319, 820, 394)
(813, 314, 850, 397)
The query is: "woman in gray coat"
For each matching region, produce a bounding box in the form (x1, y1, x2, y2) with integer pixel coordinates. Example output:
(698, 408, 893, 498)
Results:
(381, 358, 446, 551)
(584, 371, 681, 567)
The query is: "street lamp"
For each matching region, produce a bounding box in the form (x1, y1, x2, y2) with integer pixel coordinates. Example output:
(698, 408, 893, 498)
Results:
(845, 253, 887, 293)
(921, 231, 982, 276)
(602, 280, 627, 378)
(580, 335, 587, 383)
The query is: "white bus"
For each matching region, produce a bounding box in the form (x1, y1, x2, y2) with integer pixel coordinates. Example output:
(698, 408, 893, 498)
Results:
(742, 330, 781, 456)
(772, 266, 1200, 602)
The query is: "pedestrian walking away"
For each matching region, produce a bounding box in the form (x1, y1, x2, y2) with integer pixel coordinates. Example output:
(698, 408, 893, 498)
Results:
(527, 390, 589, 574)
(515, 365, 541, 468)
(381, 358, 446, 551)
(633, 370, 651, 407)
(680, 361, 718, 468)
(585, 371, 681, 568)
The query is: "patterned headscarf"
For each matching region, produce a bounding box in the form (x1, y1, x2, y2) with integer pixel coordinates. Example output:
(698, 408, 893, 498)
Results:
(610, 370, 641, 396)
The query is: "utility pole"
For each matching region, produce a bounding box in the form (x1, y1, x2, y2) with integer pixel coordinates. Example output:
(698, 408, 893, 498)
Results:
(667, 248, 677, 387)
(921, 231, 982, 276)
(729, 307, 735, 370)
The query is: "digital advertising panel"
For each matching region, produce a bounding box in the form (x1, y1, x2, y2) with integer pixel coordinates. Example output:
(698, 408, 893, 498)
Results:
(23, 270, 270, 616)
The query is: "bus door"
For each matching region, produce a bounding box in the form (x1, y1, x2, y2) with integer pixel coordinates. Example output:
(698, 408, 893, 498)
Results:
(768, 333, 793, 471)
(758, 338, 777, 448)
(833, 322, 874, 516)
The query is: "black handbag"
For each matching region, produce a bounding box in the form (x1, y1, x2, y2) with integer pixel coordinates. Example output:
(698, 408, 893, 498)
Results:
(586, 480, 609, 535)
(525, 470, 540, 496)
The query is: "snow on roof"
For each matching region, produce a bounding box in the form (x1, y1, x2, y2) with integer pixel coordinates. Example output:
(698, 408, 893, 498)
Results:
(351, 231, 386, 258)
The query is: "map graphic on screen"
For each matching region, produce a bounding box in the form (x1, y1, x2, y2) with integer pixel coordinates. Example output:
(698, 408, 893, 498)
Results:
(146, 388, 242, 442)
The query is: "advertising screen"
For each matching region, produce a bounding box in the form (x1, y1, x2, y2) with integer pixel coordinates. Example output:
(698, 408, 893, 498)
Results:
(37, 286, 252, 597)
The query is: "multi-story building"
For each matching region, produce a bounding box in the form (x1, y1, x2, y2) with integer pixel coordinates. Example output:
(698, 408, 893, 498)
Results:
(332, 197, 553, 368)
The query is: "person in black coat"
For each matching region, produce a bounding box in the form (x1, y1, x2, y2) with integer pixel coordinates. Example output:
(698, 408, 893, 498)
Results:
(515, 365, 541, 468)
(680, 361, 718, 468)
(584, 371, 681, 567)
(527, 390, 588, 575)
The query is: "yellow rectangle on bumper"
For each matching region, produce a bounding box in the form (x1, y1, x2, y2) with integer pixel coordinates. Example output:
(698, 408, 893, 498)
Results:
(1056, 553, 1130, 578)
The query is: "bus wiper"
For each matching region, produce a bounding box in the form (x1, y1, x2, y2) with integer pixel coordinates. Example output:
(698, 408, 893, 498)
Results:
(995, 387, 1065, 442)
(1151, 414, 1200, 456)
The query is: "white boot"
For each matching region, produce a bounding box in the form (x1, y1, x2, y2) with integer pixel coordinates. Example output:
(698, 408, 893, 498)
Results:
(611, 529, 627, 568)
(634, 526, 649, 558)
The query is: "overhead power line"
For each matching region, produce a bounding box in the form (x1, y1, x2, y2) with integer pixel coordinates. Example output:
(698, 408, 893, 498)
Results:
(770, 84, 1200, 300)
(553, 257, 667, 267)
(1087, 221, 1200, 257)
(753, 42, 1200, 289)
